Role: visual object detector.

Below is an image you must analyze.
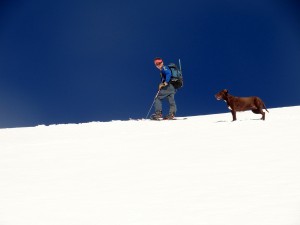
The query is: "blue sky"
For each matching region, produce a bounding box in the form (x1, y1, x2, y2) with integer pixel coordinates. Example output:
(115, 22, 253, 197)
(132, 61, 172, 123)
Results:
(1, 0, 300, 128)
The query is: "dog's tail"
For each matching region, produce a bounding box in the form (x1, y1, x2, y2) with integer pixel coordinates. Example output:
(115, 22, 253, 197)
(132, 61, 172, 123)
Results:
(263, 102, 269, 113)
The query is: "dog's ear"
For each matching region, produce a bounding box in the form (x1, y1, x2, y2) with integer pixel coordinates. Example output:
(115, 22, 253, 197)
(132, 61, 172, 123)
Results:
(224, 89, 228, 93)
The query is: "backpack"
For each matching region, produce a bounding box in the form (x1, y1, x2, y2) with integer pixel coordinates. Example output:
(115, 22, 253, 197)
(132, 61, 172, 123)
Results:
(168, 63, 183, 89)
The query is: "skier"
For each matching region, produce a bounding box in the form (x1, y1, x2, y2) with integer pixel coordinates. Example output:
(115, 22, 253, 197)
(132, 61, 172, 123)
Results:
(151, 57, 177, 120)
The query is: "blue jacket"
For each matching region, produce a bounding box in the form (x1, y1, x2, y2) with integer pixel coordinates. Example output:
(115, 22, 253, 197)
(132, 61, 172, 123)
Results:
(160, 65, 172, 83)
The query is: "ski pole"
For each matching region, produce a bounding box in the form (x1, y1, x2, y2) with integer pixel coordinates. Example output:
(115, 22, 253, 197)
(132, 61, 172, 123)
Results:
(179, 58, 182, 72)
(179, 58, 183, 87)
(145, 90, 159, 119)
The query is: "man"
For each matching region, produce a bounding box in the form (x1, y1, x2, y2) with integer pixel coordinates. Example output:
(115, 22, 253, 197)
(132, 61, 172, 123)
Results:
(151, 57, 177, 120)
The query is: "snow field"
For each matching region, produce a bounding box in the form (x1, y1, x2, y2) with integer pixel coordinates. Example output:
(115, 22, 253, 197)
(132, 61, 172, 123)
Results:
(0, 106, 300, 225)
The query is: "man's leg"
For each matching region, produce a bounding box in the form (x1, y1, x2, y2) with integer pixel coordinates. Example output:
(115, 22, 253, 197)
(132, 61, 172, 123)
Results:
(167, 93, 177, 115)
(154, 96, 162, 114)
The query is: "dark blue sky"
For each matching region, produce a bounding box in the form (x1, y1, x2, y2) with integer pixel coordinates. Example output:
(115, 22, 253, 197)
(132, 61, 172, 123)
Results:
(1, 0, 300, 128)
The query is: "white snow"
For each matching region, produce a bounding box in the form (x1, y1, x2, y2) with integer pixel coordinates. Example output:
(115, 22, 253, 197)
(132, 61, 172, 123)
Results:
(0, 106, 300, 225)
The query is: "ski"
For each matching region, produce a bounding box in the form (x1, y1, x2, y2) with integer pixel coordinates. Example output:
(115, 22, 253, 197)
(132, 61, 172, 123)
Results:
(150, 117, 187, 121)
(129, 118, 146, 121)
(129, 118, 187, 121)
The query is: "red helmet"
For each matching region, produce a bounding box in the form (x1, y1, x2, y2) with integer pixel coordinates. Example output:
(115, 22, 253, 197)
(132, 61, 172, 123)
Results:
(154, 57, 163, 66)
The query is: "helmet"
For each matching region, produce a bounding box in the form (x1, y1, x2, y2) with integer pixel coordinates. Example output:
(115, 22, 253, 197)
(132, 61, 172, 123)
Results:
(154, 57, 163, 66)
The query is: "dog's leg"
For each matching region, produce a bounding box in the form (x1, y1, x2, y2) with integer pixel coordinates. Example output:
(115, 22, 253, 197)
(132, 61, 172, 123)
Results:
(231, 110, 237, 121)
(259, 108, 266, 120)
(252, 108, 265, 120)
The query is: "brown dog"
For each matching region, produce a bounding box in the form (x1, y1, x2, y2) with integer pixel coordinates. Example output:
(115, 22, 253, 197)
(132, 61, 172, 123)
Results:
(215, 89, 269, 121)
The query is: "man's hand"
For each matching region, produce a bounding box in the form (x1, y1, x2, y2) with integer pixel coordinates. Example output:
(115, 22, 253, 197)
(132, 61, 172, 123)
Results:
(158, 82, 168, 90)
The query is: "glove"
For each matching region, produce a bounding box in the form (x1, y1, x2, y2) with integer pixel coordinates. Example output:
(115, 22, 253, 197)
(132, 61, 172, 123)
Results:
(158, 82, 168, 90)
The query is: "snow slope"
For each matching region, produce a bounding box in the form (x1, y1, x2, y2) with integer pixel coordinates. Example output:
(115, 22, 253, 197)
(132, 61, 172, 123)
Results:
(0, 106, 300, 225)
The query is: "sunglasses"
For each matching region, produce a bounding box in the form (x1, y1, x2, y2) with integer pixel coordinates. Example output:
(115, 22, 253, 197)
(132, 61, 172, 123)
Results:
(155, 61, 163, 66)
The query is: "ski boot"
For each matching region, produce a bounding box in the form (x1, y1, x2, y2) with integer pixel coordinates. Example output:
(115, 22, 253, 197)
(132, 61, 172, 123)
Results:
(163, 113, 175, 120)
(150, 111, 162, 120)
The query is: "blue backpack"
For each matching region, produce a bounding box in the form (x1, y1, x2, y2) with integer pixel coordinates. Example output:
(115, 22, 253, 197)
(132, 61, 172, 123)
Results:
(168, 63, 183, 89)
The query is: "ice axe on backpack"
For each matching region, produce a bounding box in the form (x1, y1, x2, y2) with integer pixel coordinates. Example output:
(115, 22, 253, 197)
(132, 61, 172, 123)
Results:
(145, 90, 160, 119)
